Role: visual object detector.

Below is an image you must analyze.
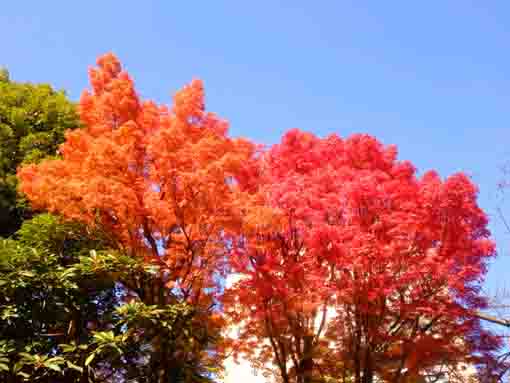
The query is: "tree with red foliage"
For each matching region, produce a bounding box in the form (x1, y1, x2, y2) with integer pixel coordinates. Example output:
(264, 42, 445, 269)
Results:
(226, 129, 501, 383)
(18, 53, 257, 382)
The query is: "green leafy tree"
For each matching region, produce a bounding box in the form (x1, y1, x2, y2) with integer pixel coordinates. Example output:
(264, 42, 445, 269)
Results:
(0, 72, 79, 237)
(0, 217, 221, 382)
(0, 214, 116, 382)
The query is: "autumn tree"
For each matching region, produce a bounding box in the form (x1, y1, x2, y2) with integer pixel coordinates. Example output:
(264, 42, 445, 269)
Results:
(0, 70, 79, 237)
(226, 129, 501, 383)
(18, 53, 257, 382)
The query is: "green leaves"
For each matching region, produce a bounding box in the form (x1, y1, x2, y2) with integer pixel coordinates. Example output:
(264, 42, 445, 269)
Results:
(118, 301, 197, 331)
(75, 249, 146, 276)
(0, 238, 78, 294)
(0, 68, 9, 83)
(12, 353, 67, 380)
(0, 216, 118, 382)
(0, 305, 17, 323)
(84, 353, 95, 367)
(82, 330, 125, 368)
(65, 360, 83, 373)
(0, 76, 79, 237)
(0, 361, 9, 372)
(16, 213, 109, 257)
(0, 340, 14, 374)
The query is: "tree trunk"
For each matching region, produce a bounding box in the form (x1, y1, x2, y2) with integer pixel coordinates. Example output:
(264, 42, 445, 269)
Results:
(79, 365, 89, 383)
(302, 335, 314, 383)
(362, 347, 373, 383)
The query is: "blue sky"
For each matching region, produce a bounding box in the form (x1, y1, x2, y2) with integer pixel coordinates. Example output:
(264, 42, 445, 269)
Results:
(2, 2, 509, 295)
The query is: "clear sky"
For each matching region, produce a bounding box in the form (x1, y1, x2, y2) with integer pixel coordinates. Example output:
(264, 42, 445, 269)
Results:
(2, 2, 509, 298)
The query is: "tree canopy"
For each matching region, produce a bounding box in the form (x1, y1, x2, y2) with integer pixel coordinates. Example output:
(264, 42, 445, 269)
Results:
(16, 53, 255, 382)
(1, 53, 505, 383)
(0, 72, 79, 237)
(226, 129, 501, 383)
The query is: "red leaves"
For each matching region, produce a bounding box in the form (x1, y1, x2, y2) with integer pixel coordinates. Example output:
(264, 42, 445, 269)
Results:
(17, 54, 501, 382)
(225, 129, 498, 381)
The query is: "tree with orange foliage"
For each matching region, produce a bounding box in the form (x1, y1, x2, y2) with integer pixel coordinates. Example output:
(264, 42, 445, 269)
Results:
(18, 53, 257, 382)
(226, 129, 502, 383)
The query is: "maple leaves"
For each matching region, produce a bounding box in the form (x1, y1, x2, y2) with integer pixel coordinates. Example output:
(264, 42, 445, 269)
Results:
(18, 53, 256, 305)
(226, 129, 500, 382)
(17, 54, 501, 383)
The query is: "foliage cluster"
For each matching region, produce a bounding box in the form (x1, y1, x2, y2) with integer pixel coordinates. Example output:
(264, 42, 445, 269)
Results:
(0, 71, 78, 237)
(0, 54, 506, 383)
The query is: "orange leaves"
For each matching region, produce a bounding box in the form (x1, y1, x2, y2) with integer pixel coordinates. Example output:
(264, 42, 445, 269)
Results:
(18, 53, 257, 307)
(17, 53, 500, 382)
(173, 79, 205, 121)
(95, 53, 122, 82)
(80, 53, 140, 132)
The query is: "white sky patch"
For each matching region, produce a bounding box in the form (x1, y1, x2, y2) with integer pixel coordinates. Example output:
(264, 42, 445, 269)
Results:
(222, 273, 271, 382)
